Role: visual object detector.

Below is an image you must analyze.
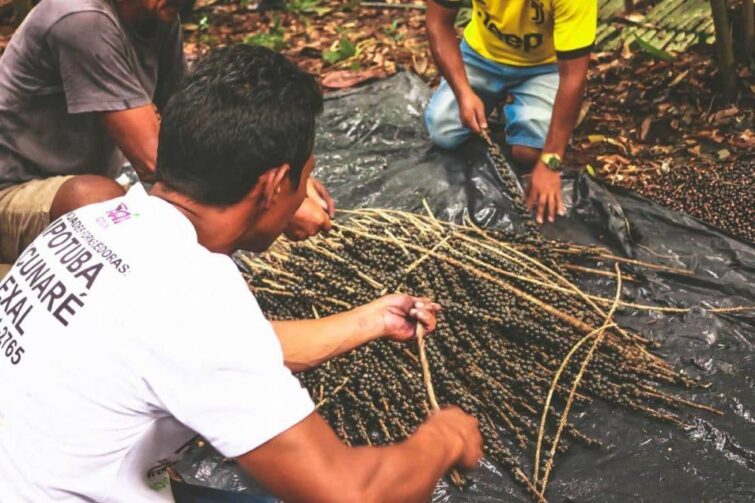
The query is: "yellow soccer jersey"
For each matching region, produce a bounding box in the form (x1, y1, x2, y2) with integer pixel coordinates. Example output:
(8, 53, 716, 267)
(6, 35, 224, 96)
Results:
(433, 0, 597, 66)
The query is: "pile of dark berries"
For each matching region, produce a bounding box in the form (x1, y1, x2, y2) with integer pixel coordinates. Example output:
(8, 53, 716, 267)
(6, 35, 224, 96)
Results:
(239, 209, 724, 500)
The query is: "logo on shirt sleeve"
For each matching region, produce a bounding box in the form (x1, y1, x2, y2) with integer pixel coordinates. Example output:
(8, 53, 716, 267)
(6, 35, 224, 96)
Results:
(97, 203, 138, 229)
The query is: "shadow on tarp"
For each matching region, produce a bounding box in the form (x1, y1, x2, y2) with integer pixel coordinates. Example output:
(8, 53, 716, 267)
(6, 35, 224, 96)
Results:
(172, 73, 755, 502)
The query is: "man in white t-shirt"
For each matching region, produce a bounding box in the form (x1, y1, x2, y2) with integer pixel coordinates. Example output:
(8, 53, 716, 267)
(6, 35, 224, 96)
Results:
(0, 45, 482, 502)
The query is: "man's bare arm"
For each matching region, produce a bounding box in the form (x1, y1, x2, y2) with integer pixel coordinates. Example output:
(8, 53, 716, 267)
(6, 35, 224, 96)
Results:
(541, 54, 590, 160)
(526, 54, 590, 223)
(101, 105, 159, 182)
(237, 408, 482, 503)
(427, 0, 487, 131)
(272, 308, 380, 372)
(272, 294, 439, 372)
(427, 1, 467, 99)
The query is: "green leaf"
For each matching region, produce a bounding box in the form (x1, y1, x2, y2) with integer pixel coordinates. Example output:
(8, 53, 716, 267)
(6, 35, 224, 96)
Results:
(633, 35, 674, 61)
(323, 37, 357, 64)
(244, 32, 287, 51)
(322, 50, 341, 64)
(286, 0, 331, 15)
(339, 38, 356, 58)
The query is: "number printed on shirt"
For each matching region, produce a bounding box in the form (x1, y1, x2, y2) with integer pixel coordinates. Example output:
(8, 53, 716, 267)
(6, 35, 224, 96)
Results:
(0, 321, 24, 365)
(0, 324, 8, 346)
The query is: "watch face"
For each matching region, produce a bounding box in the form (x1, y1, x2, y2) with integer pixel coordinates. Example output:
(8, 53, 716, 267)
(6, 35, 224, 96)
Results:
(546, 156, 561, 171)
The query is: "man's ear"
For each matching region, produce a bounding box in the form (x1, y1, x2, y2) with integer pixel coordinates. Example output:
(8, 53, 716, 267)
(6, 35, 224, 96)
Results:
(260, 164, 292, 209)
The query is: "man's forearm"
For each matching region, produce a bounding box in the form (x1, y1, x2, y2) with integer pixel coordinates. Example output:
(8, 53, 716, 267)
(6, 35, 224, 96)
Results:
(541, 56, 590, 157)
(346, 417, 464, 503)
(237, 409, 475, 503)
(272, 306, 383, 372)
(427, 2, 471, 99)
(102, 104, 159, 180)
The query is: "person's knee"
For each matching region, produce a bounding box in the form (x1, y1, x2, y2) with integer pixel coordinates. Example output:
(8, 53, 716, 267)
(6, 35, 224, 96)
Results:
(428, 128, 467, 150)
(50, 175, 125, 219)
(425, 88, 473, 150)
(425, 110, 468, 150)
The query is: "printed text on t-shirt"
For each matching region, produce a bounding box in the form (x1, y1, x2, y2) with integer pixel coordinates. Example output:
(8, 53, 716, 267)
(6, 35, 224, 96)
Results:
(0, 217, 126, 366)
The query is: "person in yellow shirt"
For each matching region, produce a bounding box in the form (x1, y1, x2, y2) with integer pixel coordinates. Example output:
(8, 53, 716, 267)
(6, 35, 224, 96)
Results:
(425, 0, 597, 224)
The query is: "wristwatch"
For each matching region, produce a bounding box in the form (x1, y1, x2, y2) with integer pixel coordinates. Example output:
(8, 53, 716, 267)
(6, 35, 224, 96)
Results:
(540, 153, 562, 172)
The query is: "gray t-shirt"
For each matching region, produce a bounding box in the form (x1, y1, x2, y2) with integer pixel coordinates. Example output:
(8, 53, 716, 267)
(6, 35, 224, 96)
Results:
(0, 0, 185, 188)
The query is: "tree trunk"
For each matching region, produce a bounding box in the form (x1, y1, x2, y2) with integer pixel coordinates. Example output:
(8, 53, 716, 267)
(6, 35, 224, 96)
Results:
(710, 0, 738, 100)
(742, 0, 755, 61)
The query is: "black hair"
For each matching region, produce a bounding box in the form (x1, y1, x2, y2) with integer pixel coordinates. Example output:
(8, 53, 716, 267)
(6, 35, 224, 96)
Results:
(155, 45, 323, 206)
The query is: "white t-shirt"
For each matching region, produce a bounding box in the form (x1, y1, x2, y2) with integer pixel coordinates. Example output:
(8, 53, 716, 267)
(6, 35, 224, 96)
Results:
(0, 185, 313, 502)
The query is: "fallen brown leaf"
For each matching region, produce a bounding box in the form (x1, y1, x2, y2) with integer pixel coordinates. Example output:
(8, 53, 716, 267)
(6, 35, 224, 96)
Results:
(640, 116, 652, 142)
(321, 68, 385, 89)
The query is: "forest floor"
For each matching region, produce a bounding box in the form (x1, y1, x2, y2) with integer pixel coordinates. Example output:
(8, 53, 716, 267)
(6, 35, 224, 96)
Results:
(1, 0, 753, 241)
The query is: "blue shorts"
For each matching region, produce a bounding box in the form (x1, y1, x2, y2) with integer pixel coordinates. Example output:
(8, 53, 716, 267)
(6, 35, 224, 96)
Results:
(425, 40, 559, 150)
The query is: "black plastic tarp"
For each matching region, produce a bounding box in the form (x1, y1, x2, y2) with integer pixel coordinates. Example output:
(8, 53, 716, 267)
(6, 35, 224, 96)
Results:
(172, 73, 755, 502)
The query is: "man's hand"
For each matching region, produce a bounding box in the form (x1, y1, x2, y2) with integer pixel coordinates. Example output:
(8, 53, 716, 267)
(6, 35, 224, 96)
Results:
(526, 161, 565, 224)
(283, 177, 335, 241)
(367, 294, 441, 342)
(458, 89, 488, 133)
(307, 177, 335, 218)
(424, 406, 483, 470)
(284, 197, 332, 241)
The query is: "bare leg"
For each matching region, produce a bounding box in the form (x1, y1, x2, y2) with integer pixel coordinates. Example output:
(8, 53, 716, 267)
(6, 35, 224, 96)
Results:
(50, 175, 125, 220)
(510, 145, 541, 171)
(0, 263, 11, 280)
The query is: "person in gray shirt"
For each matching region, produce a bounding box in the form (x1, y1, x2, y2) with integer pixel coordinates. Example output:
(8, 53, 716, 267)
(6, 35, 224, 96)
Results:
(0, 0, 334, 266)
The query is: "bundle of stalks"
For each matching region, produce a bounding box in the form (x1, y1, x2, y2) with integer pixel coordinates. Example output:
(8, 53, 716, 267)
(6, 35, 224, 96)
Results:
(237, 207, 743, 501)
